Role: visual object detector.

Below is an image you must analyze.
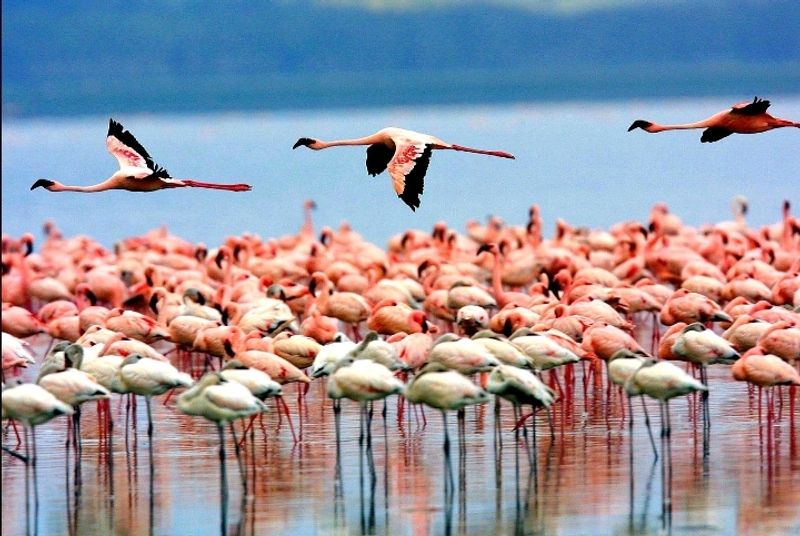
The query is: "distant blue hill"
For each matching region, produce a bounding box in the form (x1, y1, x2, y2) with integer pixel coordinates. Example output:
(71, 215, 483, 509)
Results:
(3, 0, 799, 118)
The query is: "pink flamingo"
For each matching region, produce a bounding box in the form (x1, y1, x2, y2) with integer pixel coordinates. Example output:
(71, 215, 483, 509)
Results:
(31, 118, 252, 193)
(293, 127, 514, 211)
(628, 97, 799, 143)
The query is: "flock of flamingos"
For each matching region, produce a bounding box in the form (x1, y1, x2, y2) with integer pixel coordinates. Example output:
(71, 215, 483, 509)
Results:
(3, 96, 800, 531)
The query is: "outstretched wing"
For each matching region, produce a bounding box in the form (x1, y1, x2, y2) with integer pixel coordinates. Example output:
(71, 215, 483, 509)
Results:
(730, 97, 771, 116)
(701, 127, 733, 143)
(386, 142, 432, 212)
(106, 118, 170, 177)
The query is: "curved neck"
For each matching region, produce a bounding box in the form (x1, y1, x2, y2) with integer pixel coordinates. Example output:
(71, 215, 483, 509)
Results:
(488, 251, 506, 303)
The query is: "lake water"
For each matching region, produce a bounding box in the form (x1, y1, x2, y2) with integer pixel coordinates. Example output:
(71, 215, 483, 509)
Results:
(2, 95, 799, 249)
(2, 333, 799, 536)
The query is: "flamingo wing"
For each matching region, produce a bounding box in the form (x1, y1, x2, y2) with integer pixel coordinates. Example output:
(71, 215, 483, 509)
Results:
(386, 142, 432, 211)
(731, 97, 771, 115)
(106, 118, 170, 177)
(366, 143, 394, 176)
(701, 127, 733, 143)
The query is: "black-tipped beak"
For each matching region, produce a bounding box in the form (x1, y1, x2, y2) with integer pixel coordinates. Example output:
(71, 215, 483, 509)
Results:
(30, 179, 54, 191)
(293, 137, 314, 149)
(628, 120, 652, 132)
(215, 249, 224, 268)
(477, 244, 492, 255)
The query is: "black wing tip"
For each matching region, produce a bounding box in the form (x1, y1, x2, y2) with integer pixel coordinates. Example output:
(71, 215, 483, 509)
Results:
(398, 194, 420, 212)
(108, 117, 124, 136)
(628, 120, 652, 132)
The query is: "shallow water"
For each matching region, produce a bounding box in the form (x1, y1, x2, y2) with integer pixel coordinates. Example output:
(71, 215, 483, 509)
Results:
(2, 331, 799, 536)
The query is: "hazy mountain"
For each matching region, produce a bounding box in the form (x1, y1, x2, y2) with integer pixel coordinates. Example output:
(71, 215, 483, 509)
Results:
(3, 0, 798, 118)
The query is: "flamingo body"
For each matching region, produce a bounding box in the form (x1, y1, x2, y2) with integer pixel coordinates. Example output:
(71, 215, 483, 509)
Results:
(293, 127, 514, 211)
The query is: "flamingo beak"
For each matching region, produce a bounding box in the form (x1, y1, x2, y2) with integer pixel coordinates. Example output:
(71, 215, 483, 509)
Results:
(627, 120, 653, 132)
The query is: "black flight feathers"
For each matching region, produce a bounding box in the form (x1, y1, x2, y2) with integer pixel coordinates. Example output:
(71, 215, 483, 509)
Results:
(107, 118, 170, 178)
(365, 143, 393, 176)
(398, 145, 431, 212)
(700, 127, 733, 143)
(364, 143, 431, 212)
(731, 97, 771, 116)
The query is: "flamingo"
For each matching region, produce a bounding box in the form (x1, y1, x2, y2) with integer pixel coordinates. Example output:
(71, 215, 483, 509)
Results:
(487, 364, 556, 446)
(732, 345, 800, 427)
(2, 382, 74, 512)
(326, 355, 405, 448)
(628, 97, 799, 143)
(30, 118, 252, 193)
(607, 349, 658, 460)
(2, 333, 36, 377)
(310, 334, 357, 378)
(177, 372, 268, 534)
(406, 362, 489, 488)
(293, 127, 514, 211)
(116, 354, 194, 439)
(37, 346, 110, 455)
(624, 358, 708, 519)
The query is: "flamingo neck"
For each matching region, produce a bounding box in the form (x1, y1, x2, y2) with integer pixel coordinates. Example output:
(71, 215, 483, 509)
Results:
(645, 120, 713, 132)
(316, 134, 384, 149)
(51, 182, 106, 192)
(488, 251, 506, 304)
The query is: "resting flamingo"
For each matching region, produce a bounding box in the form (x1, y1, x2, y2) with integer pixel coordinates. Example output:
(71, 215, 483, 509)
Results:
(293, 127, 515, 210)
(31, 118, 252, 193)
(628, 97, 799, 143)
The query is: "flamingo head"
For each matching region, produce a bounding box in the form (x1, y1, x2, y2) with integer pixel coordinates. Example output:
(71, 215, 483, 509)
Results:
(30, 179, 56, 191)
(627, 120, 654, 132)
(293, 137, 318, 150)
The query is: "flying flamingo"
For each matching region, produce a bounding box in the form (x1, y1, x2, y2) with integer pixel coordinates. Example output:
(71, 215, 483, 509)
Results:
(293, 127, 515, 211)
(30, 118, 252, 193)
(628, 97, 799, 143)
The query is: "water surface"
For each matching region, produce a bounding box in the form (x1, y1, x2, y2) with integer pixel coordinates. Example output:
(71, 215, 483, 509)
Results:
(2, 333, 799, 536)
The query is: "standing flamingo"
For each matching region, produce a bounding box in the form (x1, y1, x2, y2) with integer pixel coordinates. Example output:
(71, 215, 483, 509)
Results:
(177, 373, 268, 534)
(628, 97, 799, 143)
(31, 118, 252, 193)
(624, 359, 708, 524)
(2, 381, 74, 526)
(293, 127, 514, 210)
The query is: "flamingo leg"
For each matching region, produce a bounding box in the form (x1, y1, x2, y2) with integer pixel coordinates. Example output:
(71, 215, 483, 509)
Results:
(640, 397, 659, 461)
(228, 423, 246, 491)
(217, 423, 228, 535)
